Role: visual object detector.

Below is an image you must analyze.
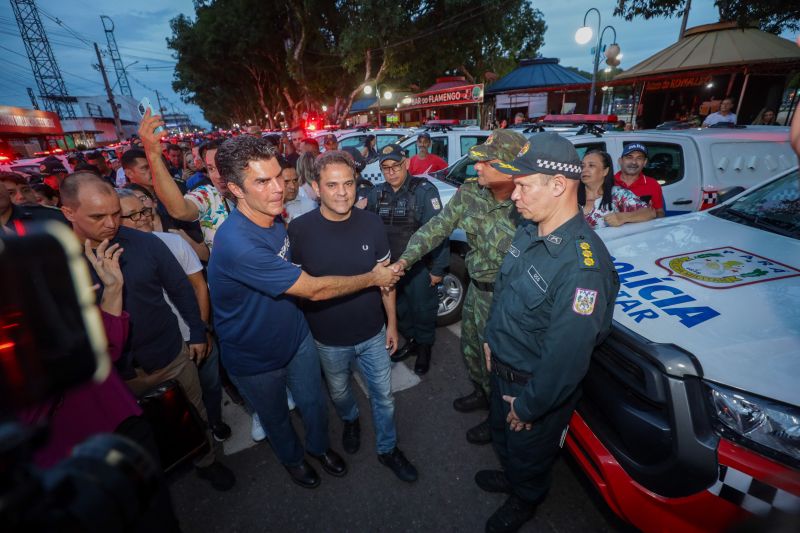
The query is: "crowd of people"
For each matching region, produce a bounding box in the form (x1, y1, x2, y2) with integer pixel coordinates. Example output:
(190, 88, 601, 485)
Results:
(5, 100, 798, 533)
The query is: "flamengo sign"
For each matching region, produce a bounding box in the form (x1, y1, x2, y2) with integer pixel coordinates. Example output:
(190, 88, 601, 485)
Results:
(406, 84, 484, 109)
(0, 106, 62, 135)
(646, 76, 713, 91)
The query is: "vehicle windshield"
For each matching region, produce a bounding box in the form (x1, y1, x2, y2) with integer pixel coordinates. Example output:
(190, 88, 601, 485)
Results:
(712, 169, 800, 240)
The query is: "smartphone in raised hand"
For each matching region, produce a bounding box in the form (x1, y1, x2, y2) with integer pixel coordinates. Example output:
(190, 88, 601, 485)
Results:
(137, 97, 165, 133)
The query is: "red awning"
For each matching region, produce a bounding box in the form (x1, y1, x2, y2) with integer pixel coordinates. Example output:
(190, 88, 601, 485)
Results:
(0, 106, 63, 136)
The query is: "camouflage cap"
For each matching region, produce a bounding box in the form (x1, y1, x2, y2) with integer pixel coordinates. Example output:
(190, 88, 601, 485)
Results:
(468, 129, 528, 163)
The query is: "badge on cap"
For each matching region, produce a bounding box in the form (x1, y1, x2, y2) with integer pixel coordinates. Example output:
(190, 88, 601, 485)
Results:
(572, 288, 597, 316)
(517, 142, 530, 157)
(382, 146, 394, 154)
(485, 135, 494, 145)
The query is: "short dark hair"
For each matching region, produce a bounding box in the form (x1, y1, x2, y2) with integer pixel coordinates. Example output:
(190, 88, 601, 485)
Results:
(301, 138, 319, 150)
(73, 162, 101, 176)
(315, 150, 356, 181)
(199, 139, 223, 161)
(32, 182, 58, 201)
(166, 144, 182, 154)
(0, 171, 27, 185)
(215, 136, 276, 189)
(120, 148, 147, 170)
(60, 171, 114, 208)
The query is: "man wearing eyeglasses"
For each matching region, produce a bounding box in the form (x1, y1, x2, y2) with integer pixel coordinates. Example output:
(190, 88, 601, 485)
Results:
(365, 144, 449, 375)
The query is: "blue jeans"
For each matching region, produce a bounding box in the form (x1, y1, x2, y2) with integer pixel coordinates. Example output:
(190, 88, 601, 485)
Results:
(198, 337, 223, 425)
(230, 333, 329, 466)
(315, 326, 397, 454)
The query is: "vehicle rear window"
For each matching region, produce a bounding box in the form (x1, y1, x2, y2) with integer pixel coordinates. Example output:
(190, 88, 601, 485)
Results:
(627, 142, 685, 186)
(340, 135, 365, 149)
(406, 136, 449, 162)
(574, 142, 606, 160)
(376, 135, 405, 150)
(459, 136, 488, 156)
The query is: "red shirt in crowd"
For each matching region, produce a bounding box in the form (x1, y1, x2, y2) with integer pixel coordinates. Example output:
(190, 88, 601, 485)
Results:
(613, 171, 665, 210)
(408, 154, 448, 176)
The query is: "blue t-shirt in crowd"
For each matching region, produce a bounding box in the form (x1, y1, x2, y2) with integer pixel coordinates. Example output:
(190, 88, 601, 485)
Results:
(207, 209, 309, 376)
(288, 207, 390, 346)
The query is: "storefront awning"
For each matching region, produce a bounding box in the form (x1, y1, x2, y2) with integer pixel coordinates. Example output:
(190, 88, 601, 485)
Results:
(615, 22, 800, 81)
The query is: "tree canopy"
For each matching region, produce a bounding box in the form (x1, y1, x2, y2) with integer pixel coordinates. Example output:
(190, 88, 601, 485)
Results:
(614, 1, 800, 34)
(168, 0, 546, 128)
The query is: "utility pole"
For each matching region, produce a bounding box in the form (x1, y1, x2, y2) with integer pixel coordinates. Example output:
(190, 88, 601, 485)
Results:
(94, 42, 124, 141)
(154, 90, 166, 115)
(100, 16, 133, 97)
(678, 0, 692, 40)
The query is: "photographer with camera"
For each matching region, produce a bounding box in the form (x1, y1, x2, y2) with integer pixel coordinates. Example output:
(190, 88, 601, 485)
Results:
(59, 172, 236, 492)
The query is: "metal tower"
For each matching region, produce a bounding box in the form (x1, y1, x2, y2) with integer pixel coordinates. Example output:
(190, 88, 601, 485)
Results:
(100, 15, 133, 98)
(10, 0, 76, 119)
(26, 87, 39, 109)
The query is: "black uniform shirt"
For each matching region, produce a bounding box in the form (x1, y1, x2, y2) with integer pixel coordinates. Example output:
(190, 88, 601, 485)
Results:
(365, 174, 449, 275)
(484, 212, 619, 422)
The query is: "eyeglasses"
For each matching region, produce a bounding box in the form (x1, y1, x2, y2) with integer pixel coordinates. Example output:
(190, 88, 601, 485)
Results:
(121, 207, 153, 222)
(380, 162, 404, 174)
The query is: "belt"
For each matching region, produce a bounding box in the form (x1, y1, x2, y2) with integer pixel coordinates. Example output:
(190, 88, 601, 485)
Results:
(471, 279, 495, 292)
(491, 357, 532, 386)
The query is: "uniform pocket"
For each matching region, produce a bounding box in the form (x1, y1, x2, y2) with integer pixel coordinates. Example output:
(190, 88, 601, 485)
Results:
(510, 277, 546, 311)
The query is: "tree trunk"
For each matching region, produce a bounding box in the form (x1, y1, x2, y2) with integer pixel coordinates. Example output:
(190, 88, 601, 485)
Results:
(336, 49, 388, 127)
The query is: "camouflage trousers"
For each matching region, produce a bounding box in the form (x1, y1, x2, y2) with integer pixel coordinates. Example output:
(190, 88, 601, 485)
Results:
(461, 282, 493, 397)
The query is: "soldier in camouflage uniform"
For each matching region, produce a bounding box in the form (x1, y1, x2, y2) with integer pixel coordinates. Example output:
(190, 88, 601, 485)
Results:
(393, 130, 527, 445)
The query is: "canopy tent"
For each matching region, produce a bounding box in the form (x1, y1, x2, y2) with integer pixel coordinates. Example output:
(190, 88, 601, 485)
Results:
(615, 22, 800, 81)
(486, 58, 590, 94)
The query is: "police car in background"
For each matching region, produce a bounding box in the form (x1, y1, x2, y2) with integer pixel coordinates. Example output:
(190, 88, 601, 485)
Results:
(565, 166, 800, 532)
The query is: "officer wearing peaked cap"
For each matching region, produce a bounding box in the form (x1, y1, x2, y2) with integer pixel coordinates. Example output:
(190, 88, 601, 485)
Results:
(477, 133, 619, 533)
(365, 144, 449, 375)
(394, 129, 527, 445)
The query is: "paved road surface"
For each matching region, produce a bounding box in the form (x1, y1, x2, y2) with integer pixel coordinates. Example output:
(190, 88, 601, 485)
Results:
(169, 326, 633, 532)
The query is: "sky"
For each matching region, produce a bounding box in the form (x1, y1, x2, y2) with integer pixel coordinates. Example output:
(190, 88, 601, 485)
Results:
(0, 0, 796, 130)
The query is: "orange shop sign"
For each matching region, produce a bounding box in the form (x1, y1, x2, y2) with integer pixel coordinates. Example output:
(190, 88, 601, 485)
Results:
(646, 76, 713, 92)
(405, 84, 484, 109)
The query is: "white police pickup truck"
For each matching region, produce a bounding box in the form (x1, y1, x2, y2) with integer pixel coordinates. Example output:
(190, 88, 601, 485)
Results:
(565, 166, 800, 532)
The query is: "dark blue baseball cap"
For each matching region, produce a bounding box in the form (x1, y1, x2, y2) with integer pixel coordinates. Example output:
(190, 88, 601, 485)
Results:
(621, 143, 648, 158)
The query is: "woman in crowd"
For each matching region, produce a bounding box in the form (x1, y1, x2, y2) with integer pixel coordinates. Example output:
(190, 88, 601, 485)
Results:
(752, 108, 777, 125)
(360, 134, 378, 162)
(578, 150, 656, 229)
(295, 151, 320, 203)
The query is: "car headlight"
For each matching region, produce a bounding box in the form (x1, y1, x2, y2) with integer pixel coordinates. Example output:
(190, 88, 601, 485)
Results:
(705, 382, 800, 467)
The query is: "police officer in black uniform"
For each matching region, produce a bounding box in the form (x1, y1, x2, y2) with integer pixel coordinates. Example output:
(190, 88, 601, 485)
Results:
(477, 133, 619, 532)
(366, 144, 448, 375)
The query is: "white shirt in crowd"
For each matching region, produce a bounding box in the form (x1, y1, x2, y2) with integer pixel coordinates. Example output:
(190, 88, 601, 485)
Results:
(153, 231, 203, 341)
(703, 111, 737, 127)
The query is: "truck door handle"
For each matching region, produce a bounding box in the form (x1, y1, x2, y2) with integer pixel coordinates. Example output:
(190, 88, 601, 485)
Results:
(672, 199, 692, 205)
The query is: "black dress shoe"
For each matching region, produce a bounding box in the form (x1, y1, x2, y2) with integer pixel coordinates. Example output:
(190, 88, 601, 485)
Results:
(453, 387, 489, 413)
(309, 449, 347, 477)
(485, 495, 537, 533)
(466, 418, 492, 445)
(284, 460, 320, 489)
(378, 447, 418, 482)
(391, 339, 418, 362)
(342, 419, 361, 454)
(414, 344, 431, 375)
(475, 470, 511, 493)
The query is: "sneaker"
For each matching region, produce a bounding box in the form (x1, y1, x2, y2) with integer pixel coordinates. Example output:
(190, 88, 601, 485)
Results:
(378, 447, 418, 483)
(485, 495, 537, 533)
(196, 461, 236, 491)
(342, 419, 361, 454)
(211, 421, 232, 442)
(251, 413, 267, 442)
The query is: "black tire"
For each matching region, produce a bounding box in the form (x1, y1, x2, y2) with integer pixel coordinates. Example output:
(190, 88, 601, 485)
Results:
(437, 252, 467, 326)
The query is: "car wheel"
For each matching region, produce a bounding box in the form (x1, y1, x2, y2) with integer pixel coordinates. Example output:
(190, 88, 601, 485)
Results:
(437, 252, 467, 326)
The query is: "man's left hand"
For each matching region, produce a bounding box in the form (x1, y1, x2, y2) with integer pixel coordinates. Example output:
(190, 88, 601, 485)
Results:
(429, 273, 443, 286)
(189, 342, 209, 365)
(385, 325, 398, 355)
(503, 395, 532, 432)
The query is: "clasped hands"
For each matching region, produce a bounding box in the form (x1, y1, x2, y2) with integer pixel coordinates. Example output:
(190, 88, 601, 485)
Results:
(372, 259, 406, 290)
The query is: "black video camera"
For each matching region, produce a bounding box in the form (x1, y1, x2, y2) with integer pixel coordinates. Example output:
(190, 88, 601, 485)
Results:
(0, 223, 160, 532)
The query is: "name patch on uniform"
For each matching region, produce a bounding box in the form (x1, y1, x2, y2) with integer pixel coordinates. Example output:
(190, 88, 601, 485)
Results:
(431, 198, 441, 210)
(508, 244, 520, 257)
(527, 265, 548, 293)
(546, 234, 562, 245)
(572, 288, 597, 316)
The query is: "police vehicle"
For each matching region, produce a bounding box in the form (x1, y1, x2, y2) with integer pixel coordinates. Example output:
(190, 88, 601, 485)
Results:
(565, 166, 800, 532)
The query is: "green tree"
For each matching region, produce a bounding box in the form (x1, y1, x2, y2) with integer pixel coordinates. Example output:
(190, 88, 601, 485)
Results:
(614, 1, 800, 33)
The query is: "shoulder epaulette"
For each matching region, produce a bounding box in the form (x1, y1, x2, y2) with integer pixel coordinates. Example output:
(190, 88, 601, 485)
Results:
(576, 238, 598, 269)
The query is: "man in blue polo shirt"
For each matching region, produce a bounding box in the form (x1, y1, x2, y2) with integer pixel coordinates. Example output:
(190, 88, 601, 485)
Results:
(208, 136, 402, 489)
(288, 151, 418, 482)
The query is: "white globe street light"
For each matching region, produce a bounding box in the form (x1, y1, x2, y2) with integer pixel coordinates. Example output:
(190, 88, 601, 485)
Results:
(575, 26, 593, 45)
(384, 91, 392, 100)
(321, 105, 328, 112)
(363, 85, 373, 95)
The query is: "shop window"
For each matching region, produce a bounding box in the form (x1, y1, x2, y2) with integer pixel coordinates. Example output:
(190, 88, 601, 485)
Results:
(459, 136, 489, 157)
(625, 142, 684, 186)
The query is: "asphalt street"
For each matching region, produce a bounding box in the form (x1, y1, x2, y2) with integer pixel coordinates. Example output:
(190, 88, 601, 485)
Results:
(169, 325, 633, 532)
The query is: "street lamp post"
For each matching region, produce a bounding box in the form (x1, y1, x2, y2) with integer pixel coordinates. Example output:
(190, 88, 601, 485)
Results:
(364, 83, 393, 127)
(576, 8, 620, 114)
